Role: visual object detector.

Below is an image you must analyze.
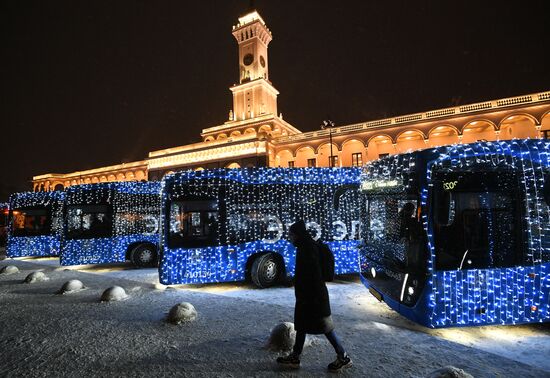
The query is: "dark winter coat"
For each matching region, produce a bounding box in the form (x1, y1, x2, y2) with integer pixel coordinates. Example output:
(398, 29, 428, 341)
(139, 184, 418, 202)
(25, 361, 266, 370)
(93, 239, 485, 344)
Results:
(293, 235, 334, 334)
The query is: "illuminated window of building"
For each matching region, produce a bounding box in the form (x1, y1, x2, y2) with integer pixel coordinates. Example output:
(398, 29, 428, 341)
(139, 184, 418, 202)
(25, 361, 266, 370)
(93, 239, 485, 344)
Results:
(307, 158, 316, 168)
(288, 161, 295, 168)
(329, 156, 338, 167)
(379, 153, 389, 158)
(352, 153, 363, 167)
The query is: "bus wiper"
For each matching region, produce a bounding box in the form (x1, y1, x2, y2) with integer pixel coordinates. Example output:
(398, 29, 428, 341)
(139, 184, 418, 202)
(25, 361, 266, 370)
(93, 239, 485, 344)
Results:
(459, 250, 469, 270)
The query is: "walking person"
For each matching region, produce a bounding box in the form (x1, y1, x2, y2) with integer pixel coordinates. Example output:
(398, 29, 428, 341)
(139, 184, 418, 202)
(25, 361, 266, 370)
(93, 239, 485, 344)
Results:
(276, 220, 352, 372)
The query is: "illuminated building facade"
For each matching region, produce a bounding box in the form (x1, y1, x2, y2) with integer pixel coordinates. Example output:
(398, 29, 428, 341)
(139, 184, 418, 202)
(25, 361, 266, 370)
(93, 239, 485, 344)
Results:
(32, 10, 550, 192)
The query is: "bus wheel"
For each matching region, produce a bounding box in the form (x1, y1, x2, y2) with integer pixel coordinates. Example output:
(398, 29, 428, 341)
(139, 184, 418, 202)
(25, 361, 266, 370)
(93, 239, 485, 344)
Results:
(130, 244, 157, 268)
(251, 253, 281, 288)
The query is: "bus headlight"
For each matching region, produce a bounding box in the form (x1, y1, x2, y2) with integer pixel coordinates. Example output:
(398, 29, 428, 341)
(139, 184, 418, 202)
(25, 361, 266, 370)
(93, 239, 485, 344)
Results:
(370, 267, 376, 278)
(407, 286, 415, 296)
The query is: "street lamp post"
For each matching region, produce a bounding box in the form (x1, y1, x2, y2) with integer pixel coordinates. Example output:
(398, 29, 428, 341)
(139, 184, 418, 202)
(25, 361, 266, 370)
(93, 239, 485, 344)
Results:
(321, 119, 335, 167)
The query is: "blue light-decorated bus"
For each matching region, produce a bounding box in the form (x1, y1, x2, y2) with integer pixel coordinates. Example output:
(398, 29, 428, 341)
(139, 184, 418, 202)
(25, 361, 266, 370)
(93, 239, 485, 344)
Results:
(358, 139, 550, 328)
(60, 182, 161, 267)
(159, 167, 361, 287)
(7, 191, 65, 257)
(1, 203, 9, 251)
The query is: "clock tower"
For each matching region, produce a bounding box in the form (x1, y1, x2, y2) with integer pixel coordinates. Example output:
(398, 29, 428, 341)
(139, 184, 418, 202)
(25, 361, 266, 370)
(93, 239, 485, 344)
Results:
(230, 10, 279, 121)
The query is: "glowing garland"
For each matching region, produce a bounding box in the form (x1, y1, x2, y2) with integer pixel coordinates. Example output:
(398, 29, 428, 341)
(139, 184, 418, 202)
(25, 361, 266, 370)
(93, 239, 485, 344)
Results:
(427, 140, 550, 327)
(60, 182, 161, 265)
(0, 202, 7, 248)
(159, 167, 362, 285)
(360, 139, 550, 327)
(6, 191, 65, 257)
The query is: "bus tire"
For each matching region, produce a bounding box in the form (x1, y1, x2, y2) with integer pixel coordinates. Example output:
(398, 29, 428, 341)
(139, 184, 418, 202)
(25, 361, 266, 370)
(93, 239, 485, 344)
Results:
(130, 244, 157, 268)
(251, 253, 282, 288)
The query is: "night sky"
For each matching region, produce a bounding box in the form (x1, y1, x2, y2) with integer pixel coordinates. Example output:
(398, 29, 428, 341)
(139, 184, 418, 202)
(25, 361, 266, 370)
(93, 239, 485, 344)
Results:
(2, 0, 549, 200)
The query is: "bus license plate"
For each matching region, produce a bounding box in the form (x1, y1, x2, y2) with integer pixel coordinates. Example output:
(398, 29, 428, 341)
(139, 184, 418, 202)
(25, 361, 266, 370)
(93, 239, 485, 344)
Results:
(369, 287, 383, 302)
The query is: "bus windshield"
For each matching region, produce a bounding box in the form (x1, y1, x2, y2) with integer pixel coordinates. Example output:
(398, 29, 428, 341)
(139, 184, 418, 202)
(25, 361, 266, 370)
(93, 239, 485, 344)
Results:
(363, 195, 424, 271)
(0, 209, 8, 228)
(168, 200, 219, 248)
(11, 207, 51, 237)
(66, 204, 112, 239)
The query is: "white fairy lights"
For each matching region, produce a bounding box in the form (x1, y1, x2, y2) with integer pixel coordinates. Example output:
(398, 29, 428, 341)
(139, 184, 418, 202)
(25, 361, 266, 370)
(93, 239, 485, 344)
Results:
(359, 139, 550, 327)
(6, 191, 65, 257)
(159, 167, 362, 285)
(60, 182, 161, 265)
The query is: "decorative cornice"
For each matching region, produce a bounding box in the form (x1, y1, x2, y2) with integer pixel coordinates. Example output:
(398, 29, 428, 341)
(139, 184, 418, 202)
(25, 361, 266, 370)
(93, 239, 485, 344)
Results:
(149, 133, 260, 158)
(229, 78, 279, 95)
(32, 160, 148, 181)
(200, 114, 301, 137)
(148, 141, 267, 170)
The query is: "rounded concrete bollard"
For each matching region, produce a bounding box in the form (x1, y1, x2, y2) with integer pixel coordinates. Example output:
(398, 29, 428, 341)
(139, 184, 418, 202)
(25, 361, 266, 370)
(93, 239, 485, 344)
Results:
(24, 271, 49, 283)
(427, 366, 474, 378)
(57, 279, 84, 294)
(0, 265, 19, 275)
(101, 286, 128, 302)
(167, 302, 197, 324)
(265, 322, 296, 351)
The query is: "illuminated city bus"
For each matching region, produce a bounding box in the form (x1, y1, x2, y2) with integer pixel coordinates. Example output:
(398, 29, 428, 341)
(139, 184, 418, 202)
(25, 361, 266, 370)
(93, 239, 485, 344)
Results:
(60, 182, 161, 267)
(159, 168, 361, 287)
(7, 191, 65, 257)
(358, 139, 550, 327)
(0, 203, 9, 251)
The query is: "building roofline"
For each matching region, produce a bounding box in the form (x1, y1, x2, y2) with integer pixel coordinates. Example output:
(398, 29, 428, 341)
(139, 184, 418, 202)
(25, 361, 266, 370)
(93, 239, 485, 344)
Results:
(33, 160, 148, 181)
(273, 90, 550, 144)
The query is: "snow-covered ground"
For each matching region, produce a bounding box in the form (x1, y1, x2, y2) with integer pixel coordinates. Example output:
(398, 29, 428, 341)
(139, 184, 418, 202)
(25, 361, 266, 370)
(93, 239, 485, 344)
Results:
(1, 256, 550, 377)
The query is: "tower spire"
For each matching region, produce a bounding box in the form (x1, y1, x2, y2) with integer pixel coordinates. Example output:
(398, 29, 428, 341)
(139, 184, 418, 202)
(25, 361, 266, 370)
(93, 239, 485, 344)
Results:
(230, 9, 278, 121)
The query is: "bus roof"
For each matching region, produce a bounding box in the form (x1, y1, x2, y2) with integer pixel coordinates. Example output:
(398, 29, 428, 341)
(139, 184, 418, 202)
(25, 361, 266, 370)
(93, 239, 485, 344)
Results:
(65, 181, 161, 196)
(361, 139, 550, 193)
(164, 167, 361, 186)
(9, 191, 65, 209)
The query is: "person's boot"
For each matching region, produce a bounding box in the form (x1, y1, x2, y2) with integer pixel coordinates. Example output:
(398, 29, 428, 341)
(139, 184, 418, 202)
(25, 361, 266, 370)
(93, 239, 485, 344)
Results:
(276, 353, 300, 369)
(327, 353, 352, 372)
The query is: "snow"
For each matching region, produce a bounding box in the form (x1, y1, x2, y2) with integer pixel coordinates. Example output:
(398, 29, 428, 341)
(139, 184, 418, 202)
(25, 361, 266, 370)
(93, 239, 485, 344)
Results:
(167, 302, 197, 324)
(1, 257, 550, 377)
(24, 271, 49, 284)
(100, 286, 128, 302)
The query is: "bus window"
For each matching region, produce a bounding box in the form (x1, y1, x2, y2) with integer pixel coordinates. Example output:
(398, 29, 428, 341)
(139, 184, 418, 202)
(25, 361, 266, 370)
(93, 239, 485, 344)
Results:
(544, 172, 550, 206)
(12, 207, 50, 237)
(116, 212, 159, 236)
(169, 200, 218, 248)
(434, 191, 455, 226)
(365, 196, 423, 271)
(66, 205, 112, 239)
(115, 193, 160, 236)
(434, 190, 518, 270)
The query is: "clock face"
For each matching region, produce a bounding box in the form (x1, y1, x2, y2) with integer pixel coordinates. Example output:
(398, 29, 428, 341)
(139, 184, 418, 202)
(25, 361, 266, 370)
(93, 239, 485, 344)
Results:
(243, 54, 254, 66)
(260, 55, 265, 67)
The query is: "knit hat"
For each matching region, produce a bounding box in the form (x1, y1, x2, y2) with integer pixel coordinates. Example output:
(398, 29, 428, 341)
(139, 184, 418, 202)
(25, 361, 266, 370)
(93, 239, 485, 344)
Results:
(289, 220, 307, 236)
